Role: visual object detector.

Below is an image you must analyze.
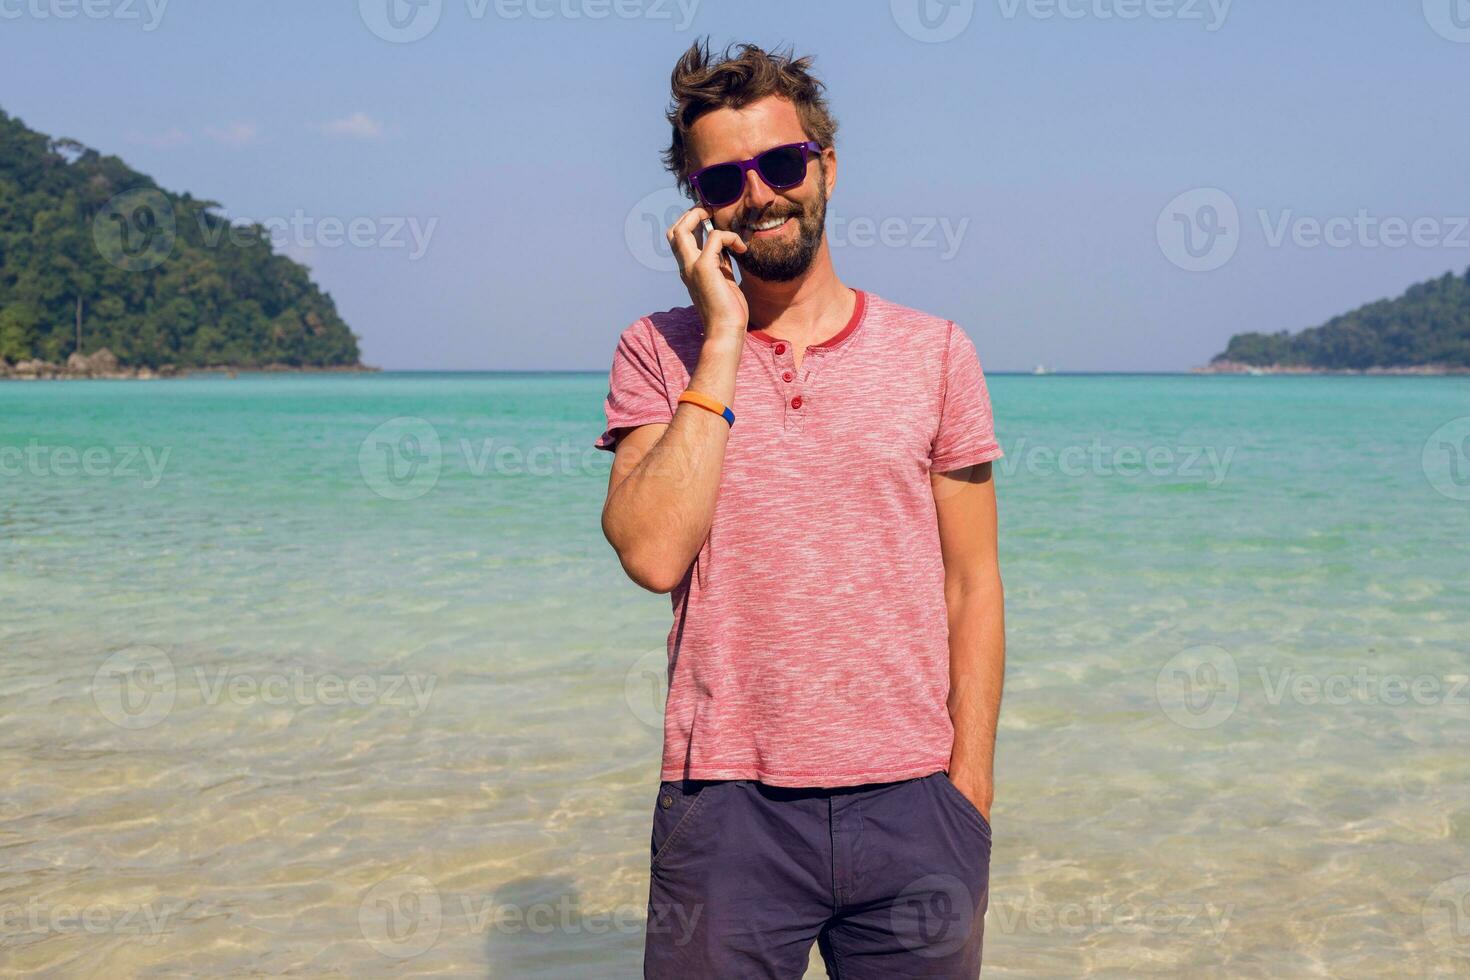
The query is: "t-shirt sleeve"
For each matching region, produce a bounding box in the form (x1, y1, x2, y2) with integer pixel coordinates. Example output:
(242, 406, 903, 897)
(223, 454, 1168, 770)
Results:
(593, 317, 675, 452)
(929, 321, 1003, 472)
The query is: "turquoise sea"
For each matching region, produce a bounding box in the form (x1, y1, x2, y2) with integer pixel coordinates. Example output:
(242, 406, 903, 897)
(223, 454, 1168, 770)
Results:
(1, 372, 1468, 977)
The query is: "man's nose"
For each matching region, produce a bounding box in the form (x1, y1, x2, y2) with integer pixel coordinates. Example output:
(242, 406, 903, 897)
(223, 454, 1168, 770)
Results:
(740, 166, 776, 209)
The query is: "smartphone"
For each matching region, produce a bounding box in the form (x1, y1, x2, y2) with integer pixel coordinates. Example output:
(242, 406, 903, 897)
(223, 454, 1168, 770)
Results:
(702, 218, 737, 278)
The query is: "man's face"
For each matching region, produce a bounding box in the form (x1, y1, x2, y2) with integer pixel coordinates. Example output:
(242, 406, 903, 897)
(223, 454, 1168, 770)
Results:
(686, 96, 834, 282)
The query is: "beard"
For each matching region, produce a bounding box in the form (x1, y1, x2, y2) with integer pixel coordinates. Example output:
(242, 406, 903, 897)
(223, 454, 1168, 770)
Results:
(733, 175, 828, 283)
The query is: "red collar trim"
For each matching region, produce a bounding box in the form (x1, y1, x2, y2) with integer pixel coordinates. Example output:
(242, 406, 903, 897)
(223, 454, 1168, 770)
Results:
(747, 289, 866, 350)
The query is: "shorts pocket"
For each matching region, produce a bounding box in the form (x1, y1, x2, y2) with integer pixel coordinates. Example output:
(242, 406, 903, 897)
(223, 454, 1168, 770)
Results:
(650, 780, 714, 872)
(937, 772, 992, 841)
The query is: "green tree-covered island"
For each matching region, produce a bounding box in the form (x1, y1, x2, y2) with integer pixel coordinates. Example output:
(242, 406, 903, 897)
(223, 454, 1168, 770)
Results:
(1207, 267, 1470, 374)
(0, 109, 369, 379)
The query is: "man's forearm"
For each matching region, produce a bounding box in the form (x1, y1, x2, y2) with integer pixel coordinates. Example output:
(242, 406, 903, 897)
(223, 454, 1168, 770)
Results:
(602, 337, 742, 591)
(946, 580, 1006, 817)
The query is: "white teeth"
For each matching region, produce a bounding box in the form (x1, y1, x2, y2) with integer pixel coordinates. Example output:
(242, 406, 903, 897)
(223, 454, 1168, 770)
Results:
(752, 216, 788, 231)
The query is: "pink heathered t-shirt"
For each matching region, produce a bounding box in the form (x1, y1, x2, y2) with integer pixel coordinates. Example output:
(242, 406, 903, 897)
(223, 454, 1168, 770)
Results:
(595, 289, 1002, 788)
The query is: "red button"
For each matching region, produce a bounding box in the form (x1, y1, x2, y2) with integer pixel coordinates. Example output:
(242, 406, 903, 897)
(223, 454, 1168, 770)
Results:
(774, 343, 786, 355)
(782, 371, 793, 382)
(790, 396, 803, 409)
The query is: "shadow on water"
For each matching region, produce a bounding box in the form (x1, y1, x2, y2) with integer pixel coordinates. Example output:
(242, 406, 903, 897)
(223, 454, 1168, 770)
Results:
(481, 875, 645, 979)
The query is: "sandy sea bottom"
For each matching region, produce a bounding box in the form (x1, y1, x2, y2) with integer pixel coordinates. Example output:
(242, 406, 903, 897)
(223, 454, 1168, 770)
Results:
(1, 373, 1468, 977)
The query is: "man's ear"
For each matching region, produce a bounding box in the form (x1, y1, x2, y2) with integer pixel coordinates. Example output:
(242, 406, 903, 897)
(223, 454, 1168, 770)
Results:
(820, 146, 837, 196)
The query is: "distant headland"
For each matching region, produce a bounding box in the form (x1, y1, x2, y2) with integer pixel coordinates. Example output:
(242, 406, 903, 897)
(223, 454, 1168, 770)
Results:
(1200, 267, 1470, 375)
(0, 109, 368, 378)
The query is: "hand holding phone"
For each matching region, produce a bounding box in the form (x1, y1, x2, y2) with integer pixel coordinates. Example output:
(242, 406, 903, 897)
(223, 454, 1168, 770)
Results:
(702, 218, 738, 280)
(668, 207, 748, 341)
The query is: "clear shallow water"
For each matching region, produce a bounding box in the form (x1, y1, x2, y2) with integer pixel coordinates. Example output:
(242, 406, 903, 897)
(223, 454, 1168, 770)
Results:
(1, 372, 1467, 977)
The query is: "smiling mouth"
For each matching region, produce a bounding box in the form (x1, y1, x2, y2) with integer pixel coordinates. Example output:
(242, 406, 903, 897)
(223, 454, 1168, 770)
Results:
(748, 215, 794, 236)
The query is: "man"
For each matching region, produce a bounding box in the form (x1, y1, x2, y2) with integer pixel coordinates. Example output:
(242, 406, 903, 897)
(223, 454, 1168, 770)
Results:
(596, 39, 1005, 979)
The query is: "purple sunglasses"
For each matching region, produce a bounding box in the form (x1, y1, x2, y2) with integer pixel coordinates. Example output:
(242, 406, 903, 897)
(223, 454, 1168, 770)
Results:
(688, 140, 822, 208)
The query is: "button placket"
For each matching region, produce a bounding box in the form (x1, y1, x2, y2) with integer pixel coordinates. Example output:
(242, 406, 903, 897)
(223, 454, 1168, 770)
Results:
(770, 342, 805, 426)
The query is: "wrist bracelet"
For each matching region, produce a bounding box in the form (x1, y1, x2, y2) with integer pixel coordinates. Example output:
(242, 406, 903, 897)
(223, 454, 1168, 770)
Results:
(678, 390, 735, 427)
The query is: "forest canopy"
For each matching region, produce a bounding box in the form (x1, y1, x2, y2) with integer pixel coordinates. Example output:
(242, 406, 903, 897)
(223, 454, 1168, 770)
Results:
(1215, 268, 1470, 369)
(0, 109, 362, 368)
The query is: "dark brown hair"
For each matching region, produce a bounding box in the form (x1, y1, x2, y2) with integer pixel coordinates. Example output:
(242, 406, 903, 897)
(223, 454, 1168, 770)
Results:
(663, 39, 838, 199)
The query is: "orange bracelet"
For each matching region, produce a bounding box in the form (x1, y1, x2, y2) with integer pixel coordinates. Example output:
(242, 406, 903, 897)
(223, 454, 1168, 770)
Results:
(677, 390, 735, 427)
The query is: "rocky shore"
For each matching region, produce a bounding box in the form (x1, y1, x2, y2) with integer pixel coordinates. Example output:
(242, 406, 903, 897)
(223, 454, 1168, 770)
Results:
(0, 348, 378, 380)
(1195, 359, 1470, 376)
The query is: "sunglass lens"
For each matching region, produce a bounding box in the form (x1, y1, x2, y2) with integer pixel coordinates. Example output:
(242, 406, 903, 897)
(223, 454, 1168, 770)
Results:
(697, 164, 743, 207)
(757, 145, 808, 188)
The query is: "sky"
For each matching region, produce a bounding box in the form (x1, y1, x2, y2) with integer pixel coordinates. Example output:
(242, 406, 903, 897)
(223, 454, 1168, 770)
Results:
(3, 0, 1469, 371)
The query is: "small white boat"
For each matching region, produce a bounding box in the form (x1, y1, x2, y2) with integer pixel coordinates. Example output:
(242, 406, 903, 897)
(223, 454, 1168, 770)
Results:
(1033, 364, 1051, 376)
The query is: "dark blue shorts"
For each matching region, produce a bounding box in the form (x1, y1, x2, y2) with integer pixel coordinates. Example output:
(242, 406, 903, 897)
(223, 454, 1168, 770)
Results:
(644, 772, 991, 978)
